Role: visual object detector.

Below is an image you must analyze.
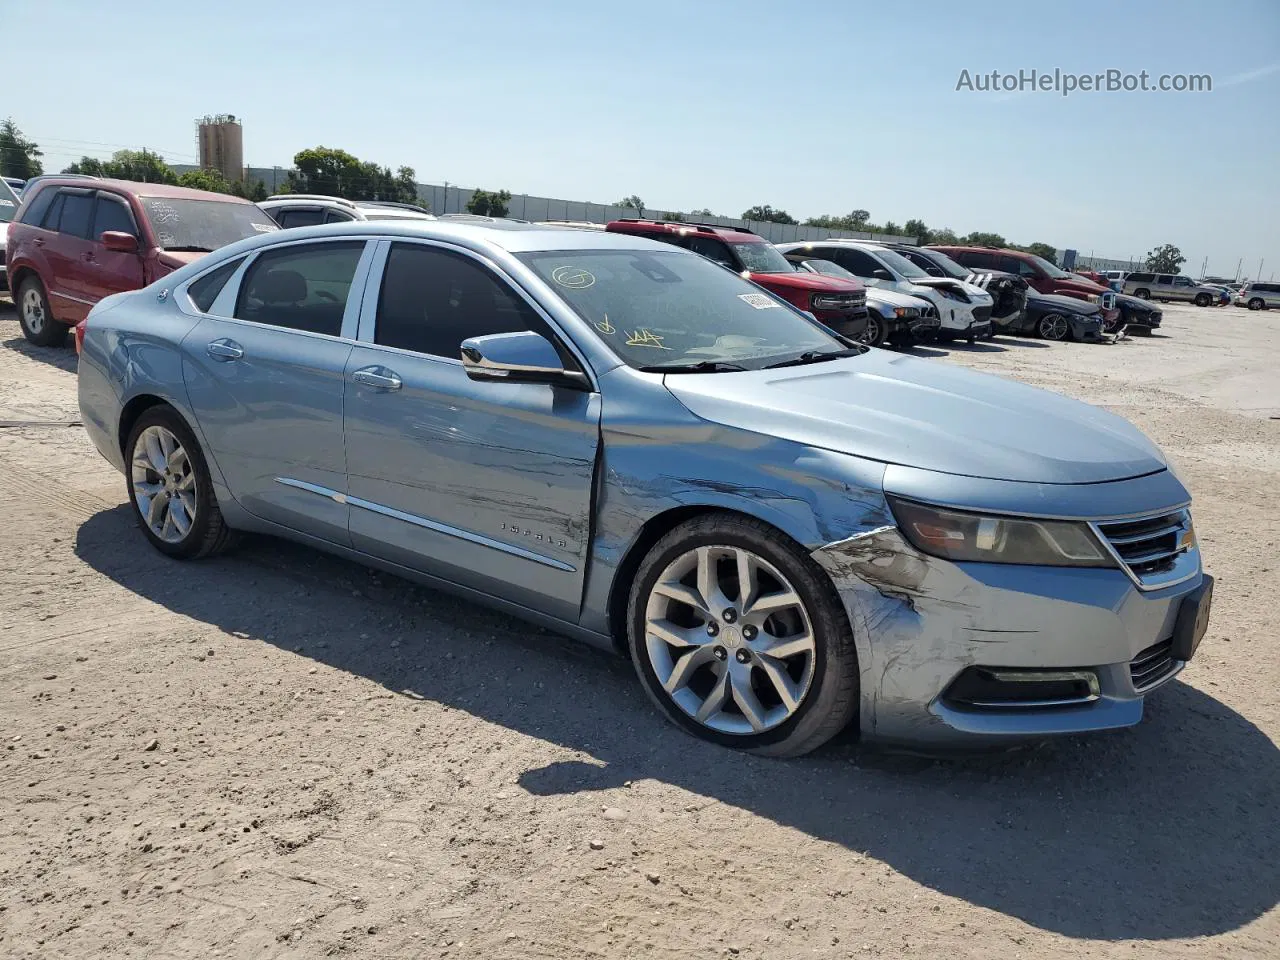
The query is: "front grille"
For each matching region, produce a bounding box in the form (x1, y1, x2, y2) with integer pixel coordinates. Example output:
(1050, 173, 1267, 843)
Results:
(1130, 639, 1178, 691)
(1095, 509, 1191, 582)
(822, 293, 865, 311)
(972, 304, 992, 323)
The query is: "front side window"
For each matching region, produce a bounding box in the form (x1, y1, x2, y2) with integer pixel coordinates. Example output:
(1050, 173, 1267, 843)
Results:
(374, 243, 553, 357)
(93, 195, 137, 238)
(234, 241, 365, 336)
(1173, 276, 1193, 287)
(140, 196, 279, 251)
(518, 248, 846, 370)
(58, 191, 96, 239)
(684, 235, 736, 268)
(827, 247, 888, 279)
(1015, 259, 1041, 278)
(871, 247, 929, 280)
(1028, 254, 1070, 278)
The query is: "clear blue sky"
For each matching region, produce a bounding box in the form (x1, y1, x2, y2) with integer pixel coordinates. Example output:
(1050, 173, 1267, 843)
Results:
(14, 0, 1280, 277)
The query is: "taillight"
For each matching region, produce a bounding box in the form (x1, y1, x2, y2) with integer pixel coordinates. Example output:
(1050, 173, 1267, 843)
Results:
(74, 319, 87, 354)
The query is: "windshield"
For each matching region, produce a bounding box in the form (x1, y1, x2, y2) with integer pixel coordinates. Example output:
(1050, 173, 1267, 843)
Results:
(873, 248, 929, 280)
(1030, 254, 1071, 279)
(139, 197, 279, 251)
(518, 249, 846, 370)
(0, 178, 19, 224)
(798, 259, 860, 282)
(915, 249, 969, 279)
(730, 241, 796, 275)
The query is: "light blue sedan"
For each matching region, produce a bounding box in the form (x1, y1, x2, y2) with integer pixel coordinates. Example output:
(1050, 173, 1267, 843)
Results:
(77, 221, 1212, 755)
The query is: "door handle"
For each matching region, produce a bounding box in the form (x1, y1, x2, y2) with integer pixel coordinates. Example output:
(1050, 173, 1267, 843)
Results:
(206, 338, 244, 361)
(81, 252, 95, 262)
(352, 366, 402, 391)
(32, 237, 45, 247)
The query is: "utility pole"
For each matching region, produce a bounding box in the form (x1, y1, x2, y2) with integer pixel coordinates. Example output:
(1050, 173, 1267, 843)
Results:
(1234, 258, 1243, 282)
(1258, 258, 1265, 283)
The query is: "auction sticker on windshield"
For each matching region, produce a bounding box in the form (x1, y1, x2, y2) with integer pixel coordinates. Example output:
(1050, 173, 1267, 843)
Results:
(251, 222, 279, 233)
(738, 292, 779, 310)
(551, 266, 595, 289)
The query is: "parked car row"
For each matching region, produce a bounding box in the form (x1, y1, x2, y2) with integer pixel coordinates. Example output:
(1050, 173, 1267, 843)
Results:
(70, 215, 1213, 756)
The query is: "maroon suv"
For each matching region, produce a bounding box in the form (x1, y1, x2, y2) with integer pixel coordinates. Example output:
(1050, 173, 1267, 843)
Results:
(6, 178, 279, 346)
(605, 219, 869, 341)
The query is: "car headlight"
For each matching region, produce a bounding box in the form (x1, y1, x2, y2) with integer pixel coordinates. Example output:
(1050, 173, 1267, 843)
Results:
(887, 497, 1114, 567)
(1085, 294, 1100, 304)
(893, 307, 920, 318)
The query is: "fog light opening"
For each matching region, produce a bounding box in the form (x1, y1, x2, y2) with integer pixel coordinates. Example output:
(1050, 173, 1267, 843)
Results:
(944, 667, 1100, 710)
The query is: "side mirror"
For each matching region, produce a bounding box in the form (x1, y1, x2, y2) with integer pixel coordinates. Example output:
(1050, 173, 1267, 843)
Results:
(872, 269, 893, 281)
(100, 231, 138, 253)
(461, 330, 589, 388)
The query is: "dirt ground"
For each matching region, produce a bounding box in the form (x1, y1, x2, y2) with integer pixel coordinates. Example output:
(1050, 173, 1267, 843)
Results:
(0, 299, 1277, 959)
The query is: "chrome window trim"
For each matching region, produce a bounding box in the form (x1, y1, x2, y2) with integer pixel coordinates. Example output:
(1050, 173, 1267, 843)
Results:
(355, 236, 600, 391)
(274, 477, 575, 572)
(175, 236, 378, 344)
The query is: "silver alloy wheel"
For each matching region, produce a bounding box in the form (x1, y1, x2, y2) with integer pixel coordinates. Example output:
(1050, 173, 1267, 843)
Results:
(643, 545, 817, 735)
(21, 287, 46, 334)
(131, 425, 196, 544)
(863, 316, 881, 345)
(1039, 313, 1070, 341)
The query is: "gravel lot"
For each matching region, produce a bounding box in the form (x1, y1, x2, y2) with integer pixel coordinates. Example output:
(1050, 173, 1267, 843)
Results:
(0, 299, 1277, 959)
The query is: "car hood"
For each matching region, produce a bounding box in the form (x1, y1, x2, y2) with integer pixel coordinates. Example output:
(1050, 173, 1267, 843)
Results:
(865, 287, 932, 309)
(663, 350, 1165, 484)
(749, 270, 865, 294)
(1028, 292, 1101, 315)
(909, 277, 992, 301)
(1052, 278, 1108, 298)
(1114, 292, 1156, 311)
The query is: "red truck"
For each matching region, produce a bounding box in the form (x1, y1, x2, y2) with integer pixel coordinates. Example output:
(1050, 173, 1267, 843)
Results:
(6, 177, 279, 346)
(605, 219, 869, 342)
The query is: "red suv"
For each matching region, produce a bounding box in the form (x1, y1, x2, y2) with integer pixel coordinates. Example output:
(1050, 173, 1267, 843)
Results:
(605, 219, 869, 340)
(6, 178, 279, 346)
(929, 246, 1114, 304)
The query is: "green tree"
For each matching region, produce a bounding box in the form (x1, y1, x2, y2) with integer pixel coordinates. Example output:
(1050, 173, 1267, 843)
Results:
(903, 218, 932, 243)
(286, 146, 366, 197)
(741, 204, 797, 224)
(1025, 242, 1058, 265)
(616, 195, 645, 216)
(246, 179, 269, 202)
(466, 188, 512, 217)
(0, 119, 43, 179)
(689, 208, 720, 217)
(65, 149, 175, 183)
(804, 209, 870, 230)
(931, 226, 959, 244)
(962, 231, 1007, 248)
(662, 211, 686, 222)
(175, 167, 233, 193)
(1145, 243, 1186, 274)
(880, 221, 902, 236)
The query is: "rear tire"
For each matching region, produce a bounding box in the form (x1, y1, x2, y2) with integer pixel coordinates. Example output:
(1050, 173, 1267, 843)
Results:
(1248, 298, 1265, 311)
(627, 513, 859, 758)
(17, 277, 68, 347)
(125, 406, 236, 560)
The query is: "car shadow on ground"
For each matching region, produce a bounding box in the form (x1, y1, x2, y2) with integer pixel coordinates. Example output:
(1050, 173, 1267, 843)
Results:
(1, 332, 80, 375)
(74, 507, 1280, 942)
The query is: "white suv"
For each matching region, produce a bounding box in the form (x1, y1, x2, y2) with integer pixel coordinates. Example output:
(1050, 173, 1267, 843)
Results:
(259, 194, 436, 229)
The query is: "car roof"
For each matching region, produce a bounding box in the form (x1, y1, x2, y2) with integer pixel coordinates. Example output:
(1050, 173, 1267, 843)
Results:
(26, 177, 257, 203)
(607, 218, 762, 242)
(197, 219, 689, 260)
(776, 239, 883, 252)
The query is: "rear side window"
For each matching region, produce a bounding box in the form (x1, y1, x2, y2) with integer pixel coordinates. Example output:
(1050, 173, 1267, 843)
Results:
(234, 241, 365, 337)
(18, 186, 56, 227)
(1259, 283, 1279, 293)
(324, 209, 354, 223)
(1155, 275, 1173, 285)
(58, 192, 96, 239)
(374, 242, 553, 358)
(187, 257, 245, 313)
(1127, 273, 1154, 283)
(958, 250, 997, 270)
(93, 194, 137, 238)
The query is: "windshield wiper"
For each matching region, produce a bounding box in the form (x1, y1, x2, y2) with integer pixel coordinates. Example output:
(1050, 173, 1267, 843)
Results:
(763, 348, 864, 370)
(162, 245, 215, 252)
(638, 360, 749, 373)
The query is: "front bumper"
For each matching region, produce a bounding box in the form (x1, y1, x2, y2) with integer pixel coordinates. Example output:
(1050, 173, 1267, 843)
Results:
(812, 517, 1207, 748)
(1071, 316, 1105, 341)
(816, 307, 869, 342)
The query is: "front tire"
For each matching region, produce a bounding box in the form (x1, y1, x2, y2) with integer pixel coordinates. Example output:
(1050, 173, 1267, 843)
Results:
(1194, 293, 1211, 307)
(1037, 312, 1072, 341)
(1135, 288, 1151, 300)
(862, 315, 886, 347)
(627, 513, 859, 758)
(17, 277, 68, 347)
(125, 406, 235, 559)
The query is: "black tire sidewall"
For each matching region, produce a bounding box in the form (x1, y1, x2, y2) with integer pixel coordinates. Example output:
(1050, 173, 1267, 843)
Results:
(1249, 299, 1263, 311)
(626, 517, 857, 754)
(125, 406, 219, 559)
